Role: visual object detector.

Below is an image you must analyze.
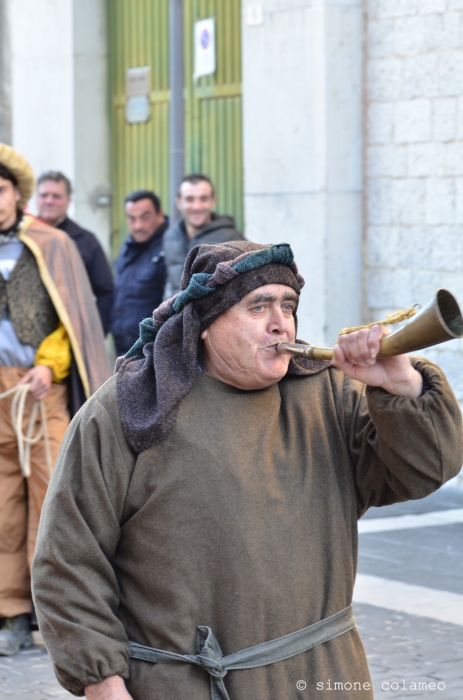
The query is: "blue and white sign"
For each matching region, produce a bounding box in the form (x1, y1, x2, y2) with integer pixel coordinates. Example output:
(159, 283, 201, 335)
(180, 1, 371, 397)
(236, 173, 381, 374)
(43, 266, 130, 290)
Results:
(194, 18, 216, 80)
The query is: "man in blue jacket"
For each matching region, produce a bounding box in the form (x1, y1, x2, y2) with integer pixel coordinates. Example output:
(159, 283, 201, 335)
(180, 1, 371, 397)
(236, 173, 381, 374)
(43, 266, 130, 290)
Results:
(111, 190, 168, 356)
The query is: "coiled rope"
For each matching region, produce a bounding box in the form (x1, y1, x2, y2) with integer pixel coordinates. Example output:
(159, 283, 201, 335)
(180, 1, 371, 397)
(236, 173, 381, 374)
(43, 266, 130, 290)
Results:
(0, 384, 52, 478)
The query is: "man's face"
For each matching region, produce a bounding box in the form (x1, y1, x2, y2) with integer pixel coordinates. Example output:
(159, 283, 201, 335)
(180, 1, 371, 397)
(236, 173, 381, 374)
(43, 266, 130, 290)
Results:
(125, 198, 164, 243)
(36, 180, 70, 225)
(176, 181, 216, 232)
(0, 177, 21, 229)
(200, 284, 298, 391)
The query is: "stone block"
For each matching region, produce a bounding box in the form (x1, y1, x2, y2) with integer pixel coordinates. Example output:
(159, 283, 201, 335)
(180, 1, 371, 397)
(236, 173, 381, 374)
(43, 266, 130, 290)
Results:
(368, 101, 394, 143)
(367, 178, 392, 225)
(433, 98, 457, 142)
(368, 20, 394, 58)
(407, 142, 445, 177)
(410, 269, 443, 306)
(367, 144, 407, 177)
(431, 226, 463, 271)
(425, 177, 455, 224)
(366, 268, 396, 308)
(439, 51, 463, 97)
(376, 0, 419, 19)
(366, 225, 401, 266)
(400, 226, 433, 268)
(425, 14, 462, 52)
(394, 17, 426, 56)
(367, 0, 380, 20)
(458, 98, 463, 140)
(392, 268, 415, 307)
(368, 58, 402, 101)
(448, 0, 463, 8)
(419, 0, 447, 12)
(394, 99, 432, 143)
(402, 53, 440, 98)
(391, 178, 425, 224)
(456, 178, 463, 223)
(445, 142, 463, 175)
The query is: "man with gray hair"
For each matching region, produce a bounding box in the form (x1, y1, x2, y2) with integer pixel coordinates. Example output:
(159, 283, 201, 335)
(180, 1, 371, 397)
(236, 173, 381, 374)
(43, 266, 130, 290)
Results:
(37, 171, 114, 334)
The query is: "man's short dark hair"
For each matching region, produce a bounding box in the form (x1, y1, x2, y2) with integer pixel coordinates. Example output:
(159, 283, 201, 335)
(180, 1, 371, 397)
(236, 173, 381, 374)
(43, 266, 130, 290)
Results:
(37, 171, 73, 196)
(0, 163, 19, 188)
(178, 174, 215, 198)
(125, 189, 161, 214)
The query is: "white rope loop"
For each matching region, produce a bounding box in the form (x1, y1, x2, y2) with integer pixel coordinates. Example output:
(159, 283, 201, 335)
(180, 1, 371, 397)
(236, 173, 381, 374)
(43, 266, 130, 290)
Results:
(0, 383, 52, 478)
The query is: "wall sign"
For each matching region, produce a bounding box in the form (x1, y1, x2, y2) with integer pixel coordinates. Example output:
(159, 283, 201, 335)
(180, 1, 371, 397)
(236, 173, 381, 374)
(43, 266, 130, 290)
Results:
(194, 18, 216, 80)
(126, 66, 150, 124)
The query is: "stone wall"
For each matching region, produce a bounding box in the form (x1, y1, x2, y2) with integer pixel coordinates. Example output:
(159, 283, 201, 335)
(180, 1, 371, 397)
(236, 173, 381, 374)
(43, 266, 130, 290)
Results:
(365, 0, 463, 411)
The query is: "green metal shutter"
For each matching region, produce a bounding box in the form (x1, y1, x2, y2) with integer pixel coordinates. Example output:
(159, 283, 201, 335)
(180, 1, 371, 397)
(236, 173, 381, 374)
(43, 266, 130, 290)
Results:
(108, 0, 170, 258)
(108, 0, 243, 258)
(184, 0, 243, 232)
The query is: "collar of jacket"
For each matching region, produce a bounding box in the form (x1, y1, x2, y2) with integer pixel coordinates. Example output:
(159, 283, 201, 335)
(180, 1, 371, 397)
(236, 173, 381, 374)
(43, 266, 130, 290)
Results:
(127, 219, 168, 248)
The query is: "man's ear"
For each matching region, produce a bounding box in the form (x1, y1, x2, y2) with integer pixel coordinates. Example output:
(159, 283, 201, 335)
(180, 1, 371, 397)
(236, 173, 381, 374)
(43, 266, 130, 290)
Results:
(14, 187, 21, 203)
(200, 329, 208, 340)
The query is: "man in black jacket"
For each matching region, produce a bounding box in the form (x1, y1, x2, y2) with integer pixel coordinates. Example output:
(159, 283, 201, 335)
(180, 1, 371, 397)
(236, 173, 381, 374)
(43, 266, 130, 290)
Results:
(36, 172, 114, 334)
(163, 173, 244, 298)
(111, 190, 168, 357)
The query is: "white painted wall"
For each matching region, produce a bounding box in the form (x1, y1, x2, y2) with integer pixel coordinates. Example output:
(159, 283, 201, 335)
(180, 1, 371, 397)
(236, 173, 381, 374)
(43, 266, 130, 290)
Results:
(7, 0, 111, 253)
(242, 0, 363, 345)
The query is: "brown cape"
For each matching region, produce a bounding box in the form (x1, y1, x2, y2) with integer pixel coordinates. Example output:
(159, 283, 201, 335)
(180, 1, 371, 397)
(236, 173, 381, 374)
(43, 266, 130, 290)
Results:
(18, 214, 111, 410)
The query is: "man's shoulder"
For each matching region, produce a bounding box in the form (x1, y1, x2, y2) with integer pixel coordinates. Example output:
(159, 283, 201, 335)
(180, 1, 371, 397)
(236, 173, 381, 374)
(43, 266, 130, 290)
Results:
(60, 217, 100, 247)
(195, 214, 244, 243)
(25, 216, 69, 244)
(163, 218, 186, 242)
(75, 374, 120, 428)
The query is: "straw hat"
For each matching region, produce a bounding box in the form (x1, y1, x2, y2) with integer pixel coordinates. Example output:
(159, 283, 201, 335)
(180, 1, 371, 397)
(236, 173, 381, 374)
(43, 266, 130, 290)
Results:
(0, 143, 35, 208)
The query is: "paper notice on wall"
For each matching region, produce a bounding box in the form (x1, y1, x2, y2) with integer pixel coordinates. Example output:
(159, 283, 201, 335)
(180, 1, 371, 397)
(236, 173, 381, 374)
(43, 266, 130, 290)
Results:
(194, 18, 216, 80)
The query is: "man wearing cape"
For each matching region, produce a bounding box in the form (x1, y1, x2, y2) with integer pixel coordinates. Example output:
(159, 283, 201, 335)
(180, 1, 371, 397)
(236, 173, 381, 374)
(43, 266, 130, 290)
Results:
(0, 143, 111, 655)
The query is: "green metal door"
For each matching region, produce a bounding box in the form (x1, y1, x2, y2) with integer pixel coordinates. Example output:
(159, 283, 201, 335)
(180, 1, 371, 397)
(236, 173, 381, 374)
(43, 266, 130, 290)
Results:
(108, 1, 170, 257)
(108, 1, 243, 257)
(184, 0, 243, 232)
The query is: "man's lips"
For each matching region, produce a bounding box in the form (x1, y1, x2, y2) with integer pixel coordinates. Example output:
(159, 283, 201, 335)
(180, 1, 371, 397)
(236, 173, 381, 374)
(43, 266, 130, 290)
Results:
(261, 342, 285, 351)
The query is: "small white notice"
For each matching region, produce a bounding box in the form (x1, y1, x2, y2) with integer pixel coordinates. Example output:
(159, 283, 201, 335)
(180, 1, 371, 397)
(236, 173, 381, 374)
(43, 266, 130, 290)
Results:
(247, 4, 264, 26)
(126, 66, 150, 124)
(194, 17, 216, 80)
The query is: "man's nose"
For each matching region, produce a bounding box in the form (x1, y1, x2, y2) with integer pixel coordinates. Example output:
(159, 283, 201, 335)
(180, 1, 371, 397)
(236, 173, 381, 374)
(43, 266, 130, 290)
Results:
(268, 308, 291, 335)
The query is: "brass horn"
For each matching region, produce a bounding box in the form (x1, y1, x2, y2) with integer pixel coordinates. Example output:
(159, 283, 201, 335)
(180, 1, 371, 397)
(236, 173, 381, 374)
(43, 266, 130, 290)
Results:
(277, 289, 463, 361)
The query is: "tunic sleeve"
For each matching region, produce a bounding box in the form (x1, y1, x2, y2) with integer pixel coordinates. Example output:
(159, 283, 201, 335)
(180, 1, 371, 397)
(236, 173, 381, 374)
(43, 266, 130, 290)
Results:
(343, 357, 463, 517)
(32, 378, 136, 696)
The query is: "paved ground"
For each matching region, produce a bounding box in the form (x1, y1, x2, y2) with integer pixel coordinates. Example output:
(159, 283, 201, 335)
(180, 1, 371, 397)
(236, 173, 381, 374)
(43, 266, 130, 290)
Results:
(1, 487, 462, 699)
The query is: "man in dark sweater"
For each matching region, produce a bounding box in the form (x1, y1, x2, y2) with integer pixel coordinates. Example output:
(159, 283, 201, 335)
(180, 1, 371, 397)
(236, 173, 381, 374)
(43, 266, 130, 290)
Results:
(36, 172, 114, 335)
(163, 173, 244, 298)
(111, 190, 168, 356)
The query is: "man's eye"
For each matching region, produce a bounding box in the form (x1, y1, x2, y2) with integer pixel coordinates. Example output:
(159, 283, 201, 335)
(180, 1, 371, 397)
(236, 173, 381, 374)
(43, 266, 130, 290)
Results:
(253, 305, 264, 312)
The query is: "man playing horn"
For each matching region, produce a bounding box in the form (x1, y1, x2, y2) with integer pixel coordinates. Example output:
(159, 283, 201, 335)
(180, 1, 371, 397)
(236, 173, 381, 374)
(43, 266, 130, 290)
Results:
(0, 144, 111, 656)
(33, 241, 462, 699)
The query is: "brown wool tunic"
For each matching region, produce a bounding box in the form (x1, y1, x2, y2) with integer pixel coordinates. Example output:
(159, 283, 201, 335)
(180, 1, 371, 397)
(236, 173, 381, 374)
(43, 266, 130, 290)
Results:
(32, 359, 463, 699)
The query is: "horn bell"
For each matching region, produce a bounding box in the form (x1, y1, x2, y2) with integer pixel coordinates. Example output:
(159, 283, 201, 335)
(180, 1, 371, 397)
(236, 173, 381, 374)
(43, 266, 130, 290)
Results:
(378, 289, 463, 358)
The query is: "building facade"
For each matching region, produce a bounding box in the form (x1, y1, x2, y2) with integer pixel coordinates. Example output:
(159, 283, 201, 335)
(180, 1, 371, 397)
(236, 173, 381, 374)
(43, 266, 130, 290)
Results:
(2, 1, 463, 471)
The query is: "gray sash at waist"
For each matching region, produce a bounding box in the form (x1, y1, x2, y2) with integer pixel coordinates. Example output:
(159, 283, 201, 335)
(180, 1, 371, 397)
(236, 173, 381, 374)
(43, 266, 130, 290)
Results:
(129, 604, 356, 700)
